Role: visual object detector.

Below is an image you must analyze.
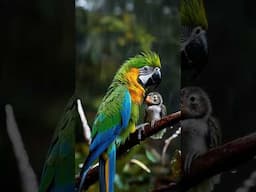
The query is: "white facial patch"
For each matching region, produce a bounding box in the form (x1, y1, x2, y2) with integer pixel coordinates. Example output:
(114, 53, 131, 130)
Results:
(138, 73, 153, 85)
(138, 66, 154, 85)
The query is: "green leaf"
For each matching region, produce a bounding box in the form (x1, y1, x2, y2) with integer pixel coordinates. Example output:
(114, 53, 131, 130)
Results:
(145, 149, 159, 163)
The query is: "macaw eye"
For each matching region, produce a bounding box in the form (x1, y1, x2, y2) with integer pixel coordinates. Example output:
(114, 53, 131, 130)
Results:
(140, 66, 153, 75)
(193, 26, 203, 35)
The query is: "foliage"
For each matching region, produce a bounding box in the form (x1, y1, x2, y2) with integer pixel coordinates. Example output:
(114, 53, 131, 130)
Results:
(180, 0, 208, 29)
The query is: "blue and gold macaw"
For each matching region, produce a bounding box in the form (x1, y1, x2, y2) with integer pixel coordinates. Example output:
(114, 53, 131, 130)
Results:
(78, 52, 162, 192)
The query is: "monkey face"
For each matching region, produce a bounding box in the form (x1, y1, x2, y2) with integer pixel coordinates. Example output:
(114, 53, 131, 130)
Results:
(180, 87, 212, 118)
(145, 92, 163, 106)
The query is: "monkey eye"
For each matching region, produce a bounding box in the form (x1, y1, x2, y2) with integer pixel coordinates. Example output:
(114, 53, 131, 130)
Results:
(153, 96, 158, 101)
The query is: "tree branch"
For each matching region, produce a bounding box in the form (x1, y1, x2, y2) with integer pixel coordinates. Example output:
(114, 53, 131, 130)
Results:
(153, 132, 256, 192)
(76, 111, 181, 190)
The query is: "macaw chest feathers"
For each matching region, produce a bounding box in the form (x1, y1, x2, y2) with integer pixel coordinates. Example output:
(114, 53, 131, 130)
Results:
(126, 68, 145, 104)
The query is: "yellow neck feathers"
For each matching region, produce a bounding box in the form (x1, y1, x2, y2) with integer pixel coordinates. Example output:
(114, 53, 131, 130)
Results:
(125, 68, 145, 104)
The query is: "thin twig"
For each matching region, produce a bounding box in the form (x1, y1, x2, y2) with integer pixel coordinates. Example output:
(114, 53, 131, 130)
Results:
(130, 159, 151, 173)
(5, 104, 38, 192)
(161, 127, 181, 165)
(77, 99, 91, 144)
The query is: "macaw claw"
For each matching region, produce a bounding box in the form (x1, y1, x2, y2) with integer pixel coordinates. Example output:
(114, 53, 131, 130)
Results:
(136, 123, 149, 140)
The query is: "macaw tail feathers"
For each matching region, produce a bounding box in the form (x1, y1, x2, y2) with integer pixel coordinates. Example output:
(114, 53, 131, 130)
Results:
(78, 145, 116, 192)
(99, 145, 116, 192)
(78, 151, 100, 192)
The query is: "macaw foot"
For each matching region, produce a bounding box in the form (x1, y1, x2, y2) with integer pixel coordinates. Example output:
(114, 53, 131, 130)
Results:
(184, 151, 199, 176)
(136, 123, 149, 140)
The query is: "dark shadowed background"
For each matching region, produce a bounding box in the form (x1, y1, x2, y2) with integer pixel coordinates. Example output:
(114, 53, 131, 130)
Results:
(0, 0, 75, 190)
(197, 0, 256, 191)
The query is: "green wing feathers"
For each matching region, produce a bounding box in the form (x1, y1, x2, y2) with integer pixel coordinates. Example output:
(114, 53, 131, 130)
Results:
(39, 97, 77, 192)
(91, 85, 129, 137)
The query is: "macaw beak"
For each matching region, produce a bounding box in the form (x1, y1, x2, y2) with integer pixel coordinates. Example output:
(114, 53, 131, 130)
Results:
(181, 30, 208, 76)
(138, 67, 161, 88)
(187, 31, 208, 61)
(144, 67, 161, 87)
(198, 31, 208, 54)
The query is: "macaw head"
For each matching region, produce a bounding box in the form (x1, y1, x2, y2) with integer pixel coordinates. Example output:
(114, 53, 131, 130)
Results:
(115, 51, 162, 88)
(113, 51, 161, 104)
(180, 0, 208, 69)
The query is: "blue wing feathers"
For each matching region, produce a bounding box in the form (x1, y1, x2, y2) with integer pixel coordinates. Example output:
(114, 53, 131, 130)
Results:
(78, 89, 131, 192)
(78, 128, 118, 192)
(89, 125, 120, 152)
(120, 91, 131, 129)
(78, 132, 116, 192)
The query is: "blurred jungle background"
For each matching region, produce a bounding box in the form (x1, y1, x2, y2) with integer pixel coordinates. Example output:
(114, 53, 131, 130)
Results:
(75, 0, 180, 191)
(1, 0, 256, 191)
